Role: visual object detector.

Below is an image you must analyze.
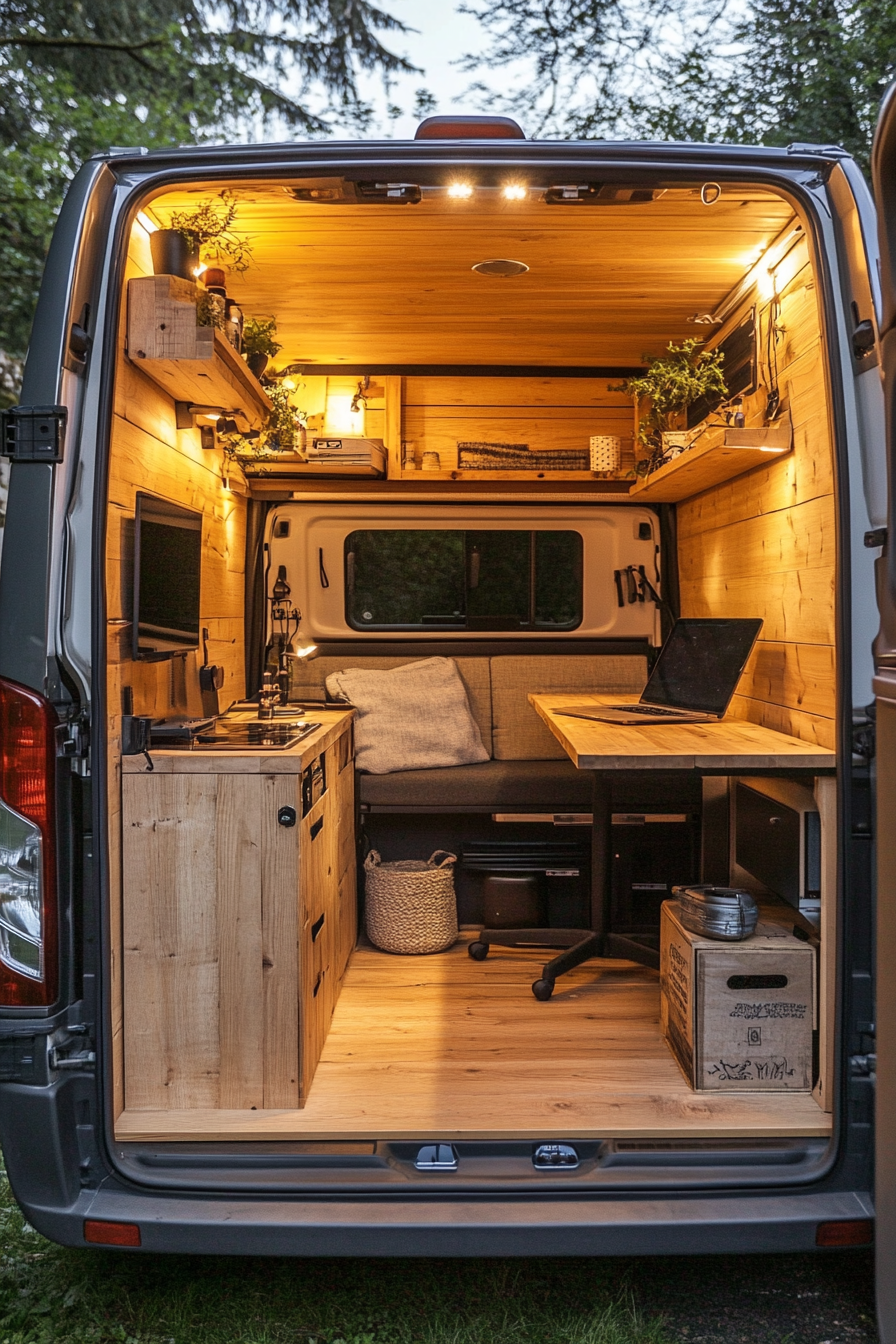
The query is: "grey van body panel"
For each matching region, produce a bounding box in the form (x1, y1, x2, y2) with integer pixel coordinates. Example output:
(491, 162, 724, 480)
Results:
(23, 1182, 875, 1257)
(0, 136, 881, 1248)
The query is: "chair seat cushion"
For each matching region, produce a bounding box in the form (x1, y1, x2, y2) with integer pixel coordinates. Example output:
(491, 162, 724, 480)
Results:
(359, 758, 595, 809)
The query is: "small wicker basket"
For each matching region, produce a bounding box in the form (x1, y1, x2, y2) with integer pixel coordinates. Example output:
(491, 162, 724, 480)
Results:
(363, 849, 458, 955)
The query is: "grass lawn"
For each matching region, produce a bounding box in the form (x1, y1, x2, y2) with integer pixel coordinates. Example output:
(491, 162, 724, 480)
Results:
(0, 1168, 878, 1344)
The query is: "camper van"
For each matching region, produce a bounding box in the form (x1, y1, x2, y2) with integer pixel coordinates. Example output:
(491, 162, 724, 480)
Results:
(1, 104, 895, 1322)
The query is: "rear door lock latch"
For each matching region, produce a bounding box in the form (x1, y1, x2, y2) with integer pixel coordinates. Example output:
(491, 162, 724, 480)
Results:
(533, 1143, 579, 1169)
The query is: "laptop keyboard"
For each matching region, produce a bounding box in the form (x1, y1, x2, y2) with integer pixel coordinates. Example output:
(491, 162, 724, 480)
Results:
(617, 705, 691, 717)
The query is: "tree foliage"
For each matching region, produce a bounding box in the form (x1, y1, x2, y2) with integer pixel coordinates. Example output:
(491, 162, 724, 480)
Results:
(460, 0, 896, 174)
(0, 0, 413, 354)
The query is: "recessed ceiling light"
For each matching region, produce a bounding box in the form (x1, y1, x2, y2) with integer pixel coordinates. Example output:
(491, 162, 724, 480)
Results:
(502, 184, 527, 201)
(472, 259, 530, 277)
(448, 183, 474, 200)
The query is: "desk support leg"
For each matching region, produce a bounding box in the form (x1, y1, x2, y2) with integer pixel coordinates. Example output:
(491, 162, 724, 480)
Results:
(591, 773, 611, 951)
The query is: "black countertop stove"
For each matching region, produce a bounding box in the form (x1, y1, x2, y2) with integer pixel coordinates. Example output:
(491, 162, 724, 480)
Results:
(160, 721, 321, 751)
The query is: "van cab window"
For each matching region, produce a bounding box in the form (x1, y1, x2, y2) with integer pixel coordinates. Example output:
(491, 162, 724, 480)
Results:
(344, 528, 583, 630)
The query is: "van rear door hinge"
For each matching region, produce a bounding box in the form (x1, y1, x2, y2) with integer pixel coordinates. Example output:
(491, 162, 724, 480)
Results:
(49, 1027, 96, 1073)
(56, 715, 90, 765)
(0, 406, 67, 463)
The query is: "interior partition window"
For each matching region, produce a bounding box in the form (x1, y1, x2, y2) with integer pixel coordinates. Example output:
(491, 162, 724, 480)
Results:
(345, 529, 583, 631)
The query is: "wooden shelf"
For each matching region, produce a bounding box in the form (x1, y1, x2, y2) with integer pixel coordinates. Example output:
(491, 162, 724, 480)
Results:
(400, 470, 629, 482)
(127, 275, 271, 431)
(629, 425, 792, 503)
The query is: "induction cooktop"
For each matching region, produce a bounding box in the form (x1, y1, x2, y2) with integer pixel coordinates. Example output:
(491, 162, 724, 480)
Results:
(190, 721, 321, 751)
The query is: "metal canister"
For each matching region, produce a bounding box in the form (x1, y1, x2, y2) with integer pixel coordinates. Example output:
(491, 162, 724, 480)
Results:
(671, 884, 759, 941)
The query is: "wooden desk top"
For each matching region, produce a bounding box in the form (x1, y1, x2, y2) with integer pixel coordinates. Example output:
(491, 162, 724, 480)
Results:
(121, 708, 354, 774)
(530, 694, 837, 773)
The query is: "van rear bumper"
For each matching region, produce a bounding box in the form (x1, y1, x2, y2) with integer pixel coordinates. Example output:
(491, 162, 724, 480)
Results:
(27, 1186, 874, 1256)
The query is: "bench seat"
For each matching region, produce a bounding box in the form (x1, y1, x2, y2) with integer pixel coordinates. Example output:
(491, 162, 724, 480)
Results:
(358, 758, 595, 811)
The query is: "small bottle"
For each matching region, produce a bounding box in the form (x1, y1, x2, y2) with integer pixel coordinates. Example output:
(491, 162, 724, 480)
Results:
(258, 671, 276, 720)
(225, 300, 243, 352)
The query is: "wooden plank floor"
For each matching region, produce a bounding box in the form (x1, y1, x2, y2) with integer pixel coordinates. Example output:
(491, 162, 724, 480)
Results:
(116, 936, 831, 1142)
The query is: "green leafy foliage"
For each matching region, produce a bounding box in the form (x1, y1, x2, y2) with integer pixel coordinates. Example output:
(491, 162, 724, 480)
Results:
(612, 338, 727, 456)
(459, 0, 896, 175)
(241, 315, 282, 359)
(0, 0, 414, 356)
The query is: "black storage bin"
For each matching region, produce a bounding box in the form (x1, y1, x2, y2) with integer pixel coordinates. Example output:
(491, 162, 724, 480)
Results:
(610, 813, 699, 942)
(461, 841, 590, 930)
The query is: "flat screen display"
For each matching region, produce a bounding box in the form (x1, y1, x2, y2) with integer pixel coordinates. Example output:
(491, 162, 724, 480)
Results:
(642, 618, 763, 715)
(133, 493, 202, 660)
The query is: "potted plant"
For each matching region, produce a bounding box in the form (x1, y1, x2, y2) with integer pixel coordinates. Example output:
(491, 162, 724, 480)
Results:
(149, 190, 253, 280)
(241, 317, 282, 380)
(613, 339, 727, 475)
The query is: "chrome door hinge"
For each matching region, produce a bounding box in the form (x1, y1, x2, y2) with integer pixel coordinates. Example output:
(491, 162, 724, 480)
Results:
(49, 1026, 96, 1073)
(0, 406, 67, 463)
(850, 1053, 877, 1078)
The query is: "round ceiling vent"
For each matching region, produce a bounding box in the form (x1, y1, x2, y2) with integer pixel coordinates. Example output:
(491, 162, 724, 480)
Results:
(471, 258, 529, 277)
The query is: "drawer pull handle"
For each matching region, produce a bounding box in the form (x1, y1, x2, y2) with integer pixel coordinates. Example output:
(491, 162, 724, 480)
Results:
(310, 816, 324, 841)
(727, 974, 788, 990)
(277, 806, 297, 828)
(311, 913, 325, 942)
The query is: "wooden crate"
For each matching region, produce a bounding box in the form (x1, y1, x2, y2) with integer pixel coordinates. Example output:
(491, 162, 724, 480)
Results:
(126, 275, 270, 430)
(660, 899, 815, 1091)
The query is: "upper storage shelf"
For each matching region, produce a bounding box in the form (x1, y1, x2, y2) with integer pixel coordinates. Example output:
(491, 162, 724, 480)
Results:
(628, 424, 793, 503)
(126, 276, 271, 431)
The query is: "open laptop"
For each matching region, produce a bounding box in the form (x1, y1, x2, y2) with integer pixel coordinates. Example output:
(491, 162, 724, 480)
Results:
(554, 618, 763, 725)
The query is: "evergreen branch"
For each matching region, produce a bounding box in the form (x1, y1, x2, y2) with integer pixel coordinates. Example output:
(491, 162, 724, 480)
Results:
(0, 32, 167, 53)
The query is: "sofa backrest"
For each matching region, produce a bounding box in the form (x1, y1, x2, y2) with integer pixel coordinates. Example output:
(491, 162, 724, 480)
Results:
(290, 652, 647, 761)
(489, 655, 647, 759)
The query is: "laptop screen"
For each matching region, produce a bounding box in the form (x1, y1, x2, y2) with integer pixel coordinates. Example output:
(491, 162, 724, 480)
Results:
(642, 618, 763, 715)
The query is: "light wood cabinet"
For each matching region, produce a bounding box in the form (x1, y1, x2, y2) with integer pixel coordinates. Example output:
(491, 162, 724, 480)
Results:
(121, 713, 355, 1111)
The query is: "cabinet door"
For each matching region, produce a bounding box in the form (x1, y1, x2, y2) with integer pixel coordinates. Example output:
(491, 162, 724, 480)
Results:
(260, 775, 301, 1109)
(299, 790, 336, 1097)
(333, 743, 358, 982)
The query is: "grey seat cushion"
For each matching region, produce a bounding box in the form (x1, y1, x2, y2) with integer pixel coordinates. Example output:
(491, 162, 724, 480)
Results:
(358, 758, 595, 809)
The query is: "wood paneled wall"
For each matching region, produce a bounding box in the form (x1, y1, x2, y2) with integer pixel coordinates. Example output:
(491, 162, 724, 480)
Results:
(401, 376, 635, 473)
(106, 221, 248, 1116)
(677, 237, 837, 749)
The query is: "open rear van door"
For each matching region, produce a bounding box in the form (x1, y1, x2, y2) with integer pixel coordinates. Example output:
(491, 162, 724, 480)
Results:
(870, 83, 896, 1344)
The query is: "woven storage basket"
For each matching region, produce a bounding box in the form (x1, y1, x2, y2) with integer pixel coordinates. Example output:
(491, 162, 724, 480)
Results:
(364, 850, 458, 954)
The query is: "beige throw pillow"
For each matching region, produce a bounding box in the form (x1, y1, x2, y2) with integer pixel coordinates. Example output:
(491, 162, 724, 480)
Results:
(326, 657, 489, 775)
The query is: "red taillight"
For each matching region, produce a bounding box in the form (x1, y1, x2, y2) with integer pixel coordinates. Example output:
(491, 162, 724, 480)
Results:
(815, 1219, 874, 1247)
(84, 1220, 142, 1248)
(414, 115, 526, 140)
(0, 676, 58, 1005)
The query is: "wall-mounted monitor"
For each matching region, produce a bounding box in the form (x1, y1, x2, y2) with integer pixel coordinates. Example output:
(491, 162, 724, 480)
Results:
(133, 493, 202, 660)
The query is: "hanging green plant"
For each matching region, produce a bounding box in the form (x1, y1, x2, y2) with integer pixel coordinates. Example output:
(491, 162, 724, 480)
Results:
(219, 382, 306, 467)
(612, 339, 727, 473)
(168, 190, 254, 273)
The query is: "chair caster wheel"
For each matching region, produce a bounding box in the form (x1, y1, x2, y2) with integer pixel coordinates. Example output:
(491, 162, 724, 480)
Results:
(468, 941, 489, 961)
(532, 978, 554, 1001)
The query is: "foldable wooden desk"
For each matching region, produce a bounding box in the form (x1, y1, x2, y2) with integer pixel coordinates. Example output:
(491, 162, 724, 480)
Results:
(522, 693, 837, 990)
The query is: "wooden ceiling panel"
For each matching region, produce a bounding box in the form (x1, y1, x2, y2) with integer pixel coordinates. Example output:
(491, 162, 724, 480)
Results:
(144, 185, 797, 367)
